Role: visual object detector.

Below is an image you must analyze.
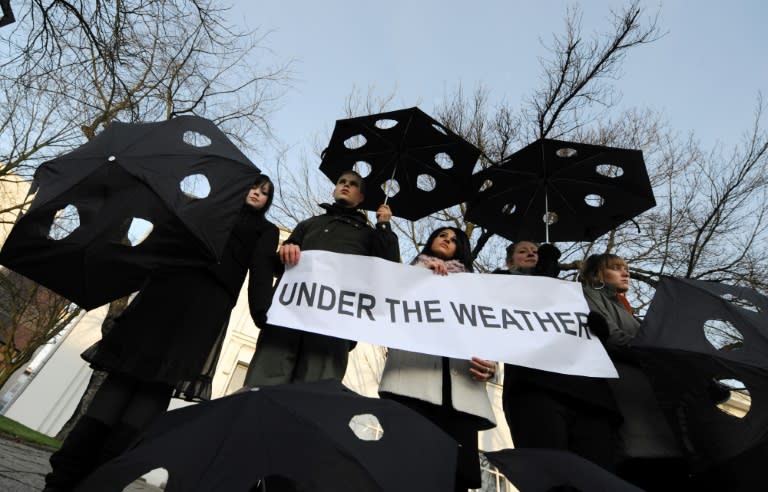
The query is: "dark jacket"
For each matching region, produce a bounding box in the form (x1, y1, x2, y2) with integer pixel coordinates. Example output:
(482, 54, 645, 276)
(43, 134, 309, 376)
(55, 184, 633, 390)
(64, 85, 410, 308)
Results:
(581, 284, 641, 347)
(283, 202, 399, 261)
(497, 269, 618, 413)
(583, 285, 683, 460)
(207, 206, 280, 326)
(83, 206, 280, 401)
(244, 202, 399, 387)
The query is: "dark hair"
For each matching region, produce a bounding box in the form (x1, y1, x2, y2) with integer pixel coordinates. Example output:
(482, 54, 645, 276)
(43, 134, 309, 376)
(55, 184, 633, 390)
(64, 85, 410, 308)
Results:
(417, 227, 474, 272)
(505, 240, 539, 263)
(338, 169, 366, 194)
(250, 174, 274, 214)
(580, 253, 627, 285)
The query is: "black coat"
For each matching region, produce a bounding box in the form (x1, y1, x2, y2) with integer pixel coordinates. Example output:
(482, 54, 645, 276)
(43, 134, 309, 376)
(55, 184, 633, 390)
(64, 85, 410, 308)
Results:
(82, 207, 279, 401)
(283, 203, 400, 262)
(498, 269, 620, 415)
(244, 203, 400, 386)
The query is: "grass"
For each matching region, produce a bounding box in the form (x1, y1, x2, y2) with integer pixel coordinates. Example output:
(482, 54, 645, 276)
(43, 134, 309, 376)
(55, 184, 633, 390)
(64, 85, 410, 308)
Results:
(0, 414, 61, 449)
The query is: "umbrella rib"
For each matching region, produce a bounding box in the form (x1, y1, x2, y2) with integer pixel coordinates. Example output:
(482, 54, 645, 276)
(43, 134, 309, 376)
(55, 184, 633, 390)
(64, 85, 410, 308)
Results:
(399, 112, 415, 151)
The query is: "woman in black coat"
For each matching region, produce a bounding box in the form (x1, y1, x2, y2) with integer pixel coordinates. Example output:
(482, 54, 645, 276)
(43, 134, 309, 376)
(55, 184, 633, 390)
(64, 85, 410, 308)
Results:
(44, 175, 280, 492)
(500, 243, 622, 473)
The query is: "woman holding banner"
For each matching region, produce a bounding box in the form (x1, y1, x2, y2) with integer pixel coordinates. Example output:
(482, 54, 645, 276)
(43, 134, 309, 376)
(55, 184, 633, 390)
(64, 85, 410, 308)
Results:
(378, 227, 496, 492)
(499, 243, 622, 473)
(582, 253, 687, 491)
(580, 253, 640, 345)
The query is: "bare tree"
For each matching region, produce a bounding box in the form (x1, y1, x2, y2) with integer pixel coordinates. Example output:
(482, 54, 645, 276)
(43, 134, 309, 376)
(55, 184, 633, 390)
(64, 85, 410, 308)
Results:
(528, 3, 662, 140)
(270, 0, 767, 314)
(559, 97, 768, 311)
(0, 270, 79, 385)
(0, 0, 291, 426)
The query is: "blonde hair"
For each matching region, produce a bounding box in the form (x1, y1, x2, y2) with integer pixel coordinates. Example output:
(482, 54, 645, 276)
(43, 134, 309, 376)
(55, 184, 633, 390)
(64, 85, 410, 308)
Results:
(580, 253, 627, 286)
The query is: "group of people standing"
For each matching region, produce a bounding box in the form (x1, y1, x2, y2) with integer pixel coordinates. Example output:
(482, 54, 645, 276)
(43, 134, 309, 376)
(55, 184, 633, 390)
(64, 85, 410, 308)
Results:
(45, 169, 682, 491)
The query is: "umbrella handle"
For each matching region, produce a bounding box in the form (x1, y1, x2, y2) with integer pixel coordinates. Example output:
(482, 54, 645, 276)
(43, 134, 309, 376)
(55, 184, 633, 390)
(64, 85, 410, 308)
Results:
(545, 191, 550, 244)
(382, 163, 398, 206)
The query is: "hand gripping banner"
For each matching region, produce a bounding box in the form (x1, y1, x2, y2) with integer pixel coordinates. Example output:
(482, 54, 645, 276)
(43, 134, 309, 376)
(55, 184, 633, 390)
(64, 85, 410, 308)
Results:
(268, 251, 617, 377)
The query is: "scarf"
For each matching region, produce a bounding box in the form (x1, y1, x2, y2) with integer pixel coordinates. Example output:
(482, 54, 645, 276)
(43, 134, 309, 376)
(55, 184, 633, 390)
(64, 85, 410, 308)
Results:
(616, 292, 634, 314)
(413, 254, 467, 273)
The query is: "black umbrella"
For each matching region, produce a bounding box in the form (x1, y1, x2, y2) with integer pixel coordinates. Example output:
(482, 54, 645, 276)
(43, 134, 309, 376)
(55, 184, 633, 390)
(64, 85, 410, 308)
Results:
(0, 116, 261, 310)
(75, 380, 458, 492)
(319, 107, 481, 221)
(465, 138, 655, 242)
(629, 276, 768, 470)
(484, 448, 643, 492)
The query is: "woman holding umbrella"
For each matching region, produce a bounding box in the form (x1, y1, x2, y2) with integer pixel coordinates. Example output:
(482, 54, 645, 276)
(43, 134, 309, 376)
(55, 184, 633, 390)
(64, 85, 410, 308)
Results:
(44, 175, 280, 492)
(500, 245, 622, 473)
(378, 227, 497, 492)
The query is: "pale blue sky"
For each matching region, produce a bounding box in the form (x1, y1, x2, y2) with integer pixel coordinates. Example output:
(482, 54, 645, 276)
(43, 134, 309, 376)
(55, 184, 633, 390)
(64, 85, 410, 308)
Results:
(232, 1, 767, 166)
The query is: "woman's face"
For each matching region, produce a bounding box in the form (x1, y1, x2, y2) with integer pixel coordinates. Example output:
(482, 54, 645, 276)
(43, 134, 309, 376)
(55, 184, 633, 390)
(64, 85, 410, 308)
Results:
(509, 241, 538, 270)
(601, 261, 630, 293)
(429, 229, 458, 260)
(245, 183, 271, 210)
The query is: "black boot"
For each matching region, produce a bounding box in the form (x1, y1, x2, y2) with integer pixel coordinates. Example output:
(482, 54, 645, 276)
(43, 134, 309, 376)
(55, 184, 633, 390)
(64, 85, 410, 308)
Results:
(44, 416, 111, 491)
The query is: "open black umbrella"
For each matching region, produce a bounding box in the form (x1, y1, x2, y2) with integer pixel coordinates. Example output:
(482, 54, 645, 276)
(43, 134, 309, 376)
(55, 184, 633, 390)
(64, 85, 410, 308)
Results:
(465, 138, 655, 242)
(0, 116, 261, 310)
(484, 448, 643, 492)
(630, 276, 768, 470)
(319, 107, 481, 221)
(75, 380, 458, 492)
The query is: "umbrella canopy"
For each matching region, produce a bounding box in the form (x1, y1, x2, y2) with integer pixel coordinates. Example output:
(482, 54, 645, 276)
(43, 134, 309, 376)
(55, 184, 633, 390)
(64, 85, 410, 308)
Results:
(319, 107, 481, 221)
(465, 138, 655, 242)
(628, 276, 768, 469)
(0, 116, 262, 310)
(484, 448, 643, 492)
(634, 276, 768, 368)
(75, 380, 458, 492)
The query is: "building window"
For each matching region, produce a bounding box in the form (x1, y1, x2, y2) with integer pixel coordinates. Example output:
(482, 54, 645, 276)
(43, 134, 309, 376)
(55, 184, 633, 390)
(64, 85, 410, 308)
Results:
(224, 362, 249, 395)
(476, 453, 514, 491)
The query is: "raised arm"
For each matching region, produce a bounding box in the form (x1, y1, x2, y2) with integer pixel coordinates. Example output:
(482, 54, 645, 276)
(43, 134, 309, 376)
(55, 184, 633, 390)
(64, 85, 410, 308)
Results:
(370, 204, 400, 262)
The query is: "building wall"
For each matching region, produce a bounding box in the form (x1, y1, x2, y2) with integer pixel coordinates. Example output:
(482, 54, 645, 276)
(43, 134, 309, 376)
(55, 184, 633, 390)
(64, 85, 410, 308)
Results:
(2, 306, 106, 435)
(0, 174, 31, 243)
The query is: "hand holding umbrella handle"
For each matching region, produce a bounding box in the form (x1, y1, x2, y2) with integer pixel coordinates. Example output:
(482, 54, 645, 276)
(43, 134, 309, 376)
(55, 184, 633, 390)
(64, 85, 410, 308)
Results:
(375, 204, 392, 224)
(533, 243, 561, 278)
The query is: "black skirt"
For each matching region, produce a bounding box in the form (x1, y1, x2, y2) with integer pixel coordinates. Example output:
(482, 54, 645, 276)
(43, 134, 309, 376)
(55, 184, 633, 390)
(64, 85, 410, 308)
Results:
(82, 268, 235, 401)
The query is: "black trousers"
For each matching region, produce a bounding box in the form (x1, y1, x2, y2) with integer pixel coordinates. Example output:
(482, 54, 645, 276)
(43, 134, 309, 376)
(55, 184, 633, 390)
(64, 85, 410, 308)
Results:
(86, 372, 173, 428)
(505, 388, 617, 472)
(46, 373, 173, 490)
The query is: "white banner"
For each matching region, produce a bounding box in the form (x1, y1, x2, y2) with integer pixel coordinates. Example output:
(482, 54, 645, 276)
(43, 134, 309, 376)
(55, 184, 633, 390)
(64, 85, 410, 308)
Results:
(267, 251, 617, 378)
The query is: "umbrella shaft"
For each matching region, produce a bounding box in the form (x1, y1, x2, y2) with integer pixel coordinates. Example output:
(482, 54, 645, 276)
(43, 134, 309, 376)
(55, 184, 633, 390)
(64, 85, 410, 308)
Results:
(545, 191, 550, 243)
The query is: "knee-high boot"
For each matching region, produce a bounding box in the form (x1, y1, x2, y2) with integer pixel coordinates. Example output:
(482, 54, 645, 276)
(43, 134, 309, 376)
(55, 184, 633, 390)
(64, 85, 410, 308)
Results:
(97, 423, 141, 466)
(44, 416, 111, 491)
